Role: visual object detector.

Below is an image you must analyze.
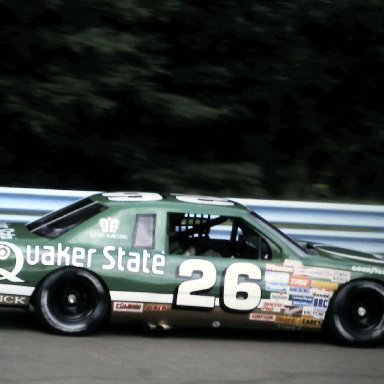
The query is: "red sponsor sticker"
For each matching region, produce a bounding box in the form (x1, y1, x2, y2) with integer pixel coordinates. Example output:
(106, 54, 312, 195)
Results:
(249, 313, 276, 322)
(145, 304, 171, 311)
(259, 300, 286, 313)
(113, 302, 143, 312)
(289, 275, 311, 288)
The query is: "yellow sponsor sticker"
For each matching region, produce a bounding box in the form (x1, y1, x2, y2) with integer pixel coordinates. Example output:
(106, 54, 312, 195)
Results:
(311, 280, 338, 290)
(275, 315, 299, 326)
(298, 316, 323, 329)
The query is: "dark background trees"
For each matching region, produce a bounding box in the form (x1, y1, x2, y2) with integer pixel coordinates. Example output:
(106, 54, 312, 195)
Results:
(1, 0, 383, 202)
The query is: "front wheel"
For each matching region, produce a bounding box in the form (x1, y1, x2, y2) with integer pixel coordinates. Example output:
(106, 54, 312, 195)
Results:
(326, 280, 384, 346)
(34, 268, 109, 335)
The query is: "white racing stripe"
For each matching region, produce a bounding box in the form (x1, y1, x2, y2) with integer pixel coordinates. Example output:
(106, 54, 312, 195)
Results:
(110, 291, 173, 303)
(0, 286, 175, 306)
(4, 286, 175, 305)
(0, 284, 35, 296)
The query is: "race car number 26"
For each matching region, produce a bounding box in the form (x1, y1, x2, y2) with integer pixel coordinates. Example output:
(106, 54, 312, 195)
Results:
(175, 259, 262, 311)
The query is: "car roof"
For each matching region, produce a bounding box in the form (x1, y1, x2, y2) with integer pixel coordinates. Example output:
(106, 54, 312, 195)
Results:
(89, 192, 249, 214)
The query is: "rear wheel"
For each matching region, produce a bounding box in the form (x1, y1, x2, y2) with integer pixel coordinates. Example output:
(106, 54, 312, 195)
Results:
(327, 280, 384, 346)
(35, 268, 109, 335)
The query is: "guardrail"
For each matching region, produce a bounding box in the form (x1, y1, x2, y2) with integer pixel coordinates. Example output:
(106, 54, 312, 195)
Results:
(1, 186, 384, 254)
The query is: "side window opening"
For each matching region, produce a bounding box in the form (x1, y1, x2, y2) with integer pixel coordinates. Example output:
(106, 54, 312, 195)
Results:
(235, 220, 272, 260)
(133, 214, 156, 248)
(168, 212, 272, 260)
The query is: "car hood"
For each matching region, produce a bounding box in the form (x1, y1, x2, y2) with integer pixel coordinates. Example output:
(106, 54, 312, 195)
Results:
(308, 243, 384, 265)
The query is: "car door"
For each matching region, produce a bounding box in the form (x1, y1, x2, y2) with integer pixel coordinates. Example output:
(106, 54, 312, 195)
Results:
(164, 211, 286, 328)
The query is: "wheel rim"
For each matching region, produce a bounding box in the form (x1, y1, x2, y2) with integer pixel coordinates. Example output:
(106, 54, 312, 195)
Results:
(341, 288, 384, 334)
(48, 277, 98, 323)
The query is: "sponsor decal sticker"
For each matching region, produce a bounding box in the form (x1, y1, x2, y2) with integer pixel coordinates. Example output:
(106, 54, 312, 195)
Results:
(0, 224, 15, 240)
(312, 297, 329, 309)
(90, 217, 128, 240)
(0, 294, 28, 305)
(0, 242, 166, 281)
(145, 304, 171, 311)
(302, 307, 314, 317)
(266, 263, 293, 273)
(287, 286, 311, 296)
(249, 313, 276, 321)
(265, 271, 290, 284)
(113, 302, 144, 312)
(312, 309, 326, 320)
(284, 259, 303, 267)
(294, 266, 333, 280)
(284, 306, 303, 317)
(311, 280, 338, 290)
(275, 316, 298, 326)
(270, 292, 290, 301)
(265, 282, 288, 292)
(294, 267, 349, 283)
(99, 217, 120, 234)
(289, 275, 311, 288)
(299, 317, 323, 329)
(258, 299, 289, 313)
(331, 270, 351, 283)
(291, 295, 313, 306)
(311, 288, 333, 299)
(303, 307, 326, 320)
(352, 265, 384, 276)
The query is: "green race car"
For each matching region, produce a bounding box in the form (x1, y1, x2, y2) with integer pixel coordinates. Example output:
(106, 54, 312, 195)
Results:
(0, 192, 383, 345)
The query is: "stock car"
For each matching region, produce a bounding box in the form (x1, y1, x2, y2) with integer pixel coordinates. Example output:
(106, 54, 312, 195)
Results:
(0, 192, 383, 346)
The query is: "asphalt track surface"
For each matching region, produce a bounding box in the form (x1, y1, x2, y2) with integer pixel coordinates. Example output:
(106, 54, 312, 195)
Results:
(0, 308, 383, 384)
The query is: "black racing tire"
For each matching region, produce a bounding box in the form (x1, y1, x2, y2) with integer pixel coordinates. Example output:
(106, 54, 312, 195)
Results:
(326, 280, 384, 346)
(34, 268, 109, 335)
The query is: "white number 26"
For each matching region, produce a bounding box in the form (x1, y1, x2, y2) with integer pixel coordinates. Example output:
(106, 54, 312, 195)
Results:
(176, 259, 262, 311)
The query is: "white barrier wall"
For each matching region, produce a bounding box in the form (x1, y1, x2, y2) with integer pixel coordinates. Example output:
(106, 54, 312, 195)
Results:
(1, 186, 384, 254)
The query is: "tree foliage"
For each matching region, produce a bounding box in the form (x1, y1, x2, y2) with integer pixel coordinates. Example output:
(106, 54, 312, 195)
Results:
(0, 0, 383, 201)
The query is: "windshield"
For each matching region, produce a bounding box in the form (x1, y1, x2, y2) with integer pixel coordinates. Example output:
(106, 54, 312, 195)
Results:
(27, 197, 106, 239)
(249, 210, 305, 253)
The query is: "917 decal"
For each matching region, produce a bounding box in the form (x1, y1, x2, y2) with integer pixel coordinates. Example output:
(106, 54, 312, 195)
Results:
(175, 259, 262, 312)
